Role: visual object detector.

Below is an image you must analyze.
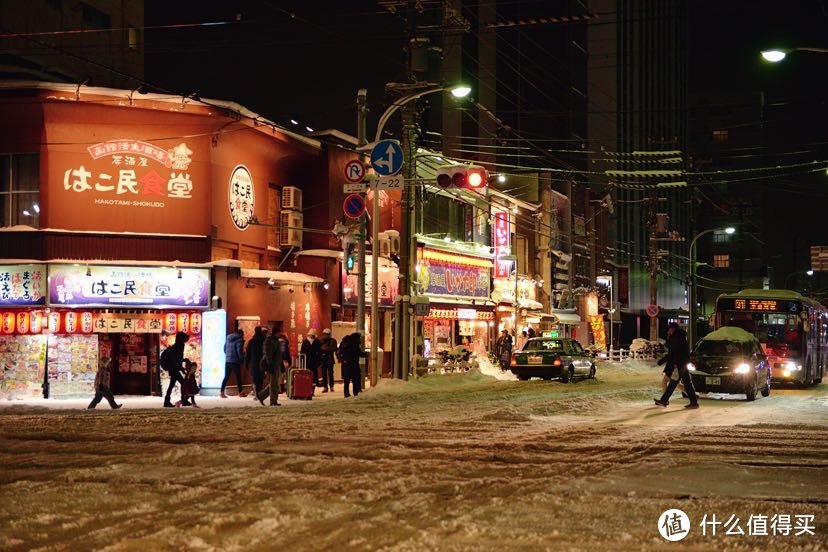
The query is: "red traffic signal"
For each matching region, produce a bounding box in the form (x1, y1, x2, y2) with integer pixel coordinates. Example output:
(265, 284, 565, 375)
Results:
(436, 164, 489, 192)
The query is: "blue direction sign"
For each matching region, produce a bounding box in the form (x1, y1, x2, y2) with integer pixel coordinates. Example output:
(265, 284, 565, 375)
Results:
(343, 193, 367, 219)
(370, 139, 404, 176)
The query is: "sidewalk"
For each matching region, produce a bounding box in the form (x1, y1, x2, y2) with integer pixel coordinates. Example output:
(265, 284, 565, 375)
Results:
(0, 385, 367, 411)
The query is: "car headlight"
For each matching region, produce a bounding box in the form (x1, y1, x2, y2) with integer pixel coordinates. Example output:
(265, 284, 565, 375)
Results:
(782, 369, 791, 377)
(734, 363, 750, 374)
(686, 362, 695, 371)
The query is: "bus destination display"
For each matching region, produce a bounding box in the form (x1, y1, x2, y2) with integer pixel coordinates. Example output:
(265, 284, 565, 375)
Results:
(718, 298, 800, 314)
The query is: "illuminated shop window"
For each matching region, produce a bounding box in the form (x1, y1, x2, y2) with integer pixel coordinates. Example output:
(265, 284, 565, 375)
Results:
(0, 154, 40, 228)
(712, 129, 729, 143)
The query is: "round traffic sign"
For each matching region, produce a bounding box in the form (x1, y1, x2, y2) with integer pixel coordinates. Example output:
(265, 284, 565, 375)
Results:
(343, 193, 367, 219)
(344, 159, 366, 183)
(645, 304, 660, 317)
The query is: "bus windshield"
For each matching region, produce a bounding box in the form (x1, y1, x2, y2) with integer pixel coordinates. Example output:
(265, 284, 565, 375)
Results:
(718, 311, 802, 355)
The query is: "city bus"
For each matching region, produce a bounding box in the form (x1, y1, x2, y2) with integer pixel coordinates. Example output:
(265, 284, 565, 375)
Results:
(714, 289, 827, 387)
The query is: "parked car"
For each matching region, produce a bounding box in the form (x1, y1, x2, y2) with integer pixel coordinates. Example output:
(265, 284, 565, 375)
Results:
(510, 337, 596, 382)
(687, 326, 771, 401)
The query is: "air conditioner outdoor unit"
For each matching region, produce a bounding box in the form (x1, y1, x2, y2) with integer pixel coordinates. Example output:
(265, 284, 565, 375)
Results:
(281, 186, 302, 211)
(378, 238, 391, 258)
(279, 211, 303, 248)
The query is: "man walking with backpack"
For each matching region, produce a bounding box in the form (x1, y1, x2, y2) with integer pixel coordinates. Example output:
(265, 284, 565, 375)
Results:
(162, 331, 189, 408)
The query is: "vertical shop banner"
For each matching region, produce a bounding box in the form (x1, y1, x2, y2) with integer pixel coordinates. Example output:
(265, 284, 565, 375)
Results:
(590, 315, 607, 351)
(493, 211, 512, 279)
(49, 265, 210, 308)
(201, 310, 226, 389)
(0, 265, 47, 306)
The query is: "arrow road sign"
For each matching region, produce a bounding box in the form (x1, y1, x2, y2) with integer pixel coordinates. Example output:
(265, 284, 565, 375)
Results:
(370, 139, 403, 176)
(343, 193, 367, 219)
(344, 159, 366, 183)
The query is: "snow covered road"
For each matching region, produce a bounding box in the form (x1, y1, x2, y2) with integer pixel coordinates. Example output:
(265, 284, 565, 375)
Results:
(1, 361, 826, 551)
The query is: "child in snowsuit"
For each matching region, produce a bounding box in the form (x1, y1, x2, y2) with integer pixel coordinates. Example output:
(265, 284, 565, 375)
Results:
(176, 360, 201, 408)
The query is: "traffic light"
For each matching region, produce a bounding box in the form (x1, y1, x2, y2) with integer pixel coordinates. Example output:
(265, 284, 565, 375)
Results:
(344, 242, 356, 274)
(436, 164, 489, 192)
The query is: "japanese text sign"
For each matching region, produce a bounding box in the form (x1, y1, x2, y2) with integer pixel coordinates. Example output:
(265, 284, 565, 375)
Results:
(0, 264, 47, 306)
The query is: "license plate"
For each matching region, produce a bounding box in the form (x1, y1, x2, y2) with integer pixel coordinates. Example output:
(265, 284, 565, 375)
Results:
(705, 376, 721, 386)
(528, 355, 543, 364)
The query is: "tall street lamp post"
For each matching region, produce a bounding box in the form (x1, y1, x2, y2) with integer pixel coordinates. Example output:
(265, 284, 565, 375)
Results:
(784, 269, 814, 290)
(370, 83, 471, 381)
(688, 226, 734, 348)
(761, 47, 828, 63)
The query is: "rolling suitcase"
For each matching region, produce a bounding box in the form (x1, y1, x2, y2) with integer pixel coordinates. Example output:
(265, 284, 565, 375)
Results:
(288, 354, 313, 400)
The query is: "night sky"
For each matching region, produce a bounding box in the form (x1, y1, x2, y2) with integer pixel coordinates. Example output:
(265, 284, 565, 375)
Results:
(144, 0, 828, 290)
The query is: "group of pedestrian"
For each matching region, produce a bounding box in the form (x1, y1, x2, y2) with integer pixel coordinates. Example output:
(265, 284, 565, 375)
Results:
(88, 324, 370, 409)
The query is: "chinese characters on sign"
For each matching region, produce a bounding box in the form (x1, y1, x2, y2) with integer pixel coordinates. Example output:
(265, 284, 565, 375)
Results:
(0, 265, 46, 306)
(416, 249, 492, 300)
(228, 165, 255, 230)
(49, 265, 210, 308)
(493, 211, 511, 279)
(64, 140, 194, 209)
(658, 509, 817, 541)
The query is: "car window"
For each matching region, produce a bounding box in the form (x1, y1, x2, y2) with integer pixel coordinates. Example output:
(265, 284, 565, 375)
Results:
(566, 340, 584, 355)
(697, 340, 751, 356)
(524, 339, 564, 352)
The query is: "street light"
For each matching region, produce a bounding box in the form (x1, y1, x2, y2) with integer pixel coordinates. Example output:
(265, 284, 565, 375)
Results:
(596, 275, 613, 355)
(761, 47, 828, 63)
(370, 82, 471, 382)
(688, 226, 735, 348)
(784, 269, 814, 289)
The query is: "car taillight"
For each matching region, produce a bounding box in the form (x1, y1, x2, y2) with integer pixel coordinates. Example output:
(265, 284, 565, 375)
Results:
(510, 357, 517, 366)
(553, 358, 562, 366)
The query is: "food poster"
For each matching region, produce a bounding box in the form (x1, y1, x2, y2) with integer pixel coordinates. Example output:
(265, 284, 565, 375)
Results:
(0, 334, 47, 398)
(47, 334, 98, 397)
(158, 333, 203, 395)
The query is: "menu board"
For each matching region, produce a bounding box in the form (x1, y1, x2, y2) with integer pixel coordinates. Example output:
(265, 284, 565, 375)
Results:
(0, 335, 46, 398)
(47, 335, 98, 397)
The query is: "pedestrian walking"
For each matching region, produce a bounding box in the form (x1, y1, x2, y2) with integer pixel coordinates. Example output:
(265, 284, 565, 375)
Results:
(495, 329, 513, 371)
(245, 326, 266, 399)
(338, 332, 366, 397)
(654, 322, 699, 409)
(176, 360, 201, 408)
(319, 328, 337, 393)
(162, 331, 189, 408)
(300, 328, 322, 387)
(221, 328, 246, 398)
(88, 356, 121, 409)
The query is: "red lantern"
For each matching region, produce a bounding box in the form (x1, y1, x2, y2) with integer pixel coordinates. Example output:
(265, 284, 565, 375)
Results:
(48, 312, 61, 333)
(30, 311, 43, 333)
(177, 312, 189, 333)
(190, 312, 202, 334)
(2, 313, 15, 334)
(81, 312, 93, 333)
(16, 312, 30, 334)
(164, 313, 177, 333)
(64, 311, 78, 333)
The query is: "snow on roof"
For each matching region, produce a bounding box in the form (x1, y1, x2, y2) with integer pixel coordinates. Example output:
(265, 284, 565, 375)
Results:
(701, 326, 757, 343)
(240, 268, 323, 284)
(0, 225, 207, 239)
(297, 249, 343, 259)
(719, 288, 803, 300)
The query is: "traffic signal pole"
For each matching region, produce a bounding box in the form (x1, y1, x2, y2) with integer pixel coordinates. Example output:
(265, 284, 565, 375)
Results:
(356, 89, 368, 351)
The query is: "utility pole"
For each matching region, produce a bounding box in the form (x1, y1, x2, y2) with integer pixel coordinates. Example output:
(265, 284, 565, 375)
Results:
(356, 89, 368, 347)
(647, 197, 659, 342)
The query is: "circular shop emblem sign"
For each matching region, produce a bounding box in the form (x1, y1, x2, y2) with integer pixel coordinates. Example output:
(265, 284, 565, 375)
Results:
(658, 508, 690, 541)
(228, 165, 255, 230)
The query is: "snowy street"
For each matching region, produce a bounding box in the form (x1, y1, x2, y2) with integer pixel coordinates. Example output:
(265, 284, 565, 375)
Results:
(1, 360, 826, 551)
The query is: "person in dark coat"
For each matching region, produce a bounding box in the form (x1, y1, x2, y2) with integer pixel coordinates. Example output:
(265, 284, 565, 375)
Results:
(88, 356, 121, 409)
(300, 328, 322, 387)
(176, 360, 201, 408)
(319, 328, 338, 393)
(495, 330, 513, 371)
(338, 332, 367, 397)
(245, 327, 266, 399)
(163, 331, 189, 408)
(221, 328, 246, 398)
(257, 328, 286, 406)
(655, 322, 699, 408)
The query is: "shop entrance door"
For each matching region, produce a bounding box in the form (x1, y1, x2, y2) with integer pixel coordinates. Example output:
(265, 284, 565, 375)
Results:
(107, 333, 157, 396)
